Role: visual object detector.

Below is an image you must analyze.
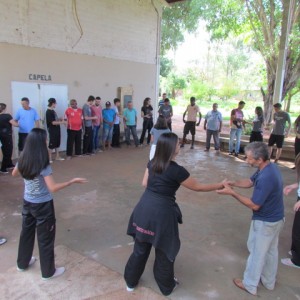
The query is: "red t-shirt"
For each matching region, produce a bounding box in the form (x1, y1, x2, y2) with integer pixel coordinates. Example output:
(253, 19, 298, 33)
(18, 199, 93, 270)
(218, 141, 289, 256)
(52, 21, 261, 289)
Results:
(65, 107, 83, 130)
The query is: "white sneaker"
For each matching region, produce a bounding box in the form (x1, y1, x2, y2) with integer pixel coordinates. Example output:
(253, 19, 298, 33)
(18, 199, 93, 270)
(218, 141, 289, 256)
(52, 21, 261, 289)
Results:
(42, 267, 65, 280)
(281, 258, 300, 269)
(17, 256, 37, 271)
(0, 238, 7, 245)
(126, 285, 135, 292)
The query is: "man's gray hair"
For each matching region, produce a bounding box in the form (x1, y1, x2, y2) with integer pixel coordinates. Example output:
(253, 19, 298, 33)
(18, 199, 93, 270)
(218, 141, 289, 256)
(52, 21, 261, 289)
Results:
(245, 142, 269, 161)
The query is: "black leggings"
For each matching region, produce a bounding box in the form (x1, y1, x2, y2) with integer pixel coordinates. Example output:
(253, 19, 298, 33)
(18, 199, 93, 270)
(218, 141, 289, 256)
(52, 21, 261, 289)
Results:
(0, 133, 13, 171)
(124, 239, 176, 296)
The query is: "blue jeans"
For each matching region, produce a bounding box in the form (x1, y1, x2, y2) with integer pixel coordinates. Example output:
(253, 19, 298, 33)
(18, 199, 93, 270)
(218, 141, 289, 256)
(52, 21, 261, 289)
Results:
(206, 129, 220, 150)
(92, 125, 100, 151)
(229, 128, 242, 153)
(125, 125, 139, 146)
(102, 126, 113, 143)
(243, 219, 284, 295)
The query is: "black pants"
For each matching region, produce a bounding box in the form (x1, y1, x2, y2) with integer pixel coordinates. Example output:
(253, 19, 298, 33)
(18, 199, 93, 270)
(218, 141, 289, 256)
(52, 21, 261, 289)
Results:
(112, 124, 120, 147)
(124, 239, 176, 296)
(167, 122, 172, 132)
(83, 126, 93, 154)
(0, 133, 13, 171)
(291, 198, 300, 266)
(295, 137, 300, 157)
(250, 131, 263, 143)
(18, 133, 28, 152)
(140, 120, 153, 145)
(66, 129, 82, 156)
(17, 200, 56, 278)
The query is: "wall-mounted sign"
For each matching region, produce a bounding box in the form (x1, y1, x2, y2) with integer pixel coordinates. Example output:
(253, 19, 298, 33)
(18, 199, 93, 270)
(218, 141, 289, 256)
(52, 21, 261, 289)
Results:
(29, 74, 52, 81)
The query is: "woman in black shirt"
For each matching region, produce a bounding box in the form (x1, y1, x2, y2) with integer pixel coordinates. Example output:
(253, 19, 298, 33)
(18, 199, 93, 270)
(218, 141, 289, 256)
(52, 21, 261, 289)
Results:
(0, 103, 18, 173)
(124, 132, 224, 296)
(139, 97, 153, 145)
(45, 98, 66, 162)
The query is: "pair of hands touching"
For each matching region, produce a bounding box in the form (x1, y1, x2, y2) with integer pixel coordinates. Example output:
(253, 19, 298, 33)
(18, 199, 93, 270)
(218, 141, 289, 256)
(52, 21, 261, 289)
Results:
(216, 179, 235, 195)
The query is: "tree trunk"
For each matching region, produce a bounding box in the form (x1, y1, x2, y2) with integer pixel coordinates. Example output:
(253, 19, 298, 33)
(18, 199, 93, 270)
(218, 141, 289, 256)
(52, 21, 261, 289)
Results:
(286, 94, 292, 112)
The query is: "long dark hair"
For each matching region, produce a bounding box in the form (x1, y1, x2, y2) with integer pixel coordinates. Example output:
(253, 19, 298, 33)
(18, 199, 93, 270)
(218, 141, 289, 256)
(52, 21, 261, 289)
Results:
(18, 128, 49, 180)
(154, 115, 168, 130)
(143, 97, 150, 107)
(151, 132, 178, 174)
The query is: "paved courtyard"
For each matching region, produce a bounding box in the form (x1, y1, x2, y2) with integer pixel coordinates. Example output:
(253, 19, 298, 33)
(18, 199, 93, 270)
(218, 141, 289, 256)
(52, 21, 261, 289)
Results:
(0, 134, 299, 299)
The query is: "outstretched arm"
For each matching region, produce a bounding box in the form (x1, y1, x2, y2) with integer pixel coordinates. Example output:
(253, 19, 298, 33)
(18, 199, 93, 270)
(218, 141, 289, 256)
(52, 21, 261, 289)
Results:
(217, 183, 260, 211)
(44, 175, 87, 193)
(284, 183, 298, 195)
(181, 176, 224, 192)
(228, 179, 253, 188)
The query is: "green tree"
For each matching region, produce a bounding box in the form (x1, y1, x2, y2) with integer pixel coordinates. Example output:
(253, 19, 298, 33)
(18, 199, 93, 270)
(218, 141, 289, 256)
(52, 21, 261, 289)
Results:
(166, 73, 187, 99)
(161, 0, 300, 123)
(160, 56, 174, 78)
(185, 80, 216, 102)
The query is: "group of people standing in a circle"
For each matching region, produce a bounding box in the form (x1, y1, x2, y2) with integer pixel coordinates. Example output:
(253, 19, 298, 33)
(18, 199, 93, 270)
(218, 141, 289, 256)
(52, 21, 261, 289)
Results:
(1, 94, 300, 297)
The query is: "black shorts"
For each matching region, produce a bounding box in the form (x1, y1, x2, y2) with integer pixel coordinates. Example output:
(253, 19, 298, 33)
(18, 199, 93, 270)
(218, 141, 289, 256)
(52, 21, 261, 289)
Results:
(250, 131, 263, 143)
(183, 121, 196, 135)
(268, 134, 284, 148)
(48, 126, 61, 149)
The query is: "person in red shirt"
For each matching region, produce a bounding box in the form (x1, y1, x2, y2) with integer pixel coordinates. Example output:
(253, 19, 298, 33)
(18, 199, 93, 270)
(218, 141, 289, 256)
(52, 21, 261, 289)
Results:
(64, 99, 83, 159)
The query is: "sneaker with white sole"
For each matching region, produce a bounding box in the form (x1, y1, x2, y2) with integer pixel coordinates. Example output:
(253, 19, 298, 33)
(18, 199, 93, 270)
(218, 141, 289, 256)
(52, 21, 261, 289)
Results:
(55, 157, 65, 161)
(281, 258, 300, 269)
(0, 238, 7, 245)
(126, 285, 135, 292)
(42, 267, 65, 280)
(17, 256, 37, 271)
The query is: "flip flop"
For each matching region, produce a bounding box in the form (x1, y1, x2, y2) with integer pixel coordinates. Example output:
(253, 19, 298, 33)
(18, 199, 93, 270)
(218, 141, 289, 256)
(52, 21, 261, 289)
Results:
(233, 278, 257, 296)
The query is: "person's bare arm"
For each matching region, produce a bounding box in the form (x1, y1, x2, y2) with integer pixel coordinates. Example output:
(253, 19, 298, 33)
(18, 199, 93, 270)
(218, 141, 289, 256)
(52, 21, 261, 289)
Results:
(228, 179, 253, 188)
(44, 175, 87, 193)
(12, 166, 20, 176)
(284, 183, 298, 195)
(35, 120, 40, 128)
(9, 120, 19, 127)
(142, 168, 149, 187)
(217, 183, 260, 211)
(181, 176, 224, 192)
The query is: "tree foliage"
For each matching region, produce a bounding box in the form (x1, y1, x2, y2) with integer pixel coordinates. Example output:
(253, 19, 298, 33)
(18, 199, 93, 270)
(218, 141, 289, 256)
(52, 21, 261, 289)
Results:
(161, 0, 300, 123)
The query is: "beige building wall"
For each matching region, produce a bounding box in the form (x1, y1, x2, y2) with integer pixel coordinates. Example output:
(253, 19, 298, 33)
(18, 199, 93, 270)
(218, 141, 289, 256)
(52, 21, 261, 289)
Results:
(0, 0, 164, 159)
(0, 43, 157, 123)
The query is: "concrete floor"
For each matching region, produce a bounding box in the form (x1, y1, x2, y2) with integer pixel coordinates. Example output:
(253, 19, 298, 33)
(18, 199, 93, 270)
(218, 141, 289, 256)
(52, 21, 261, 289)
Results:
(0, 139, 300, 299)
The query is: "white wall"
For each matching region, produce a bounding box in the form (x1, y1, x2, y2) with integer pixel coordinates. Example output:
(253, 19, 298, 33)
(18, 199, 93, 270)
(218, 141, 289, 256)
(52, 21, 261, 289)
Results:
(0, 0, 160, 64)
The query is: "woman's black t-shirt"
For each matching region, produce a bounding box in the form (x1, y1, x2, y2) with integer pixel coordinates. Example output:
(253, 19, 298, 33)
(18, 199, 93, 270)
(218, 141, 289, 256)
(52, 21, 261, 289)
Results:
(141, 105, 153, 122)
(0, 113, 13, 134)
(127, 160, 190, 261)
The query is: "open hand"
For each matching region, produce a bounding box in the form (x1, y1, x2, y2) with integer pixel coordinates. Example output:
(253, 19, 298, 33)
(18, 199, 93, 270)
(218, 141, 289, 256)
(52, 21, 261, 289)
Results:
(71, 178, 88, 184)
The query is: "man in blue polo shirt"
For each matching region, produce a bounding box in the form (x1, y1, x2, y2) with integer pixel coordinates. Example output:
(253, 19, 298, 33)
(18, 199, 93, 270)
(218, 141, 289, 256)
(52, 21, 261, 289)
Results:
(217, 142, 284, 296)
(14, 97, 40, 151)
(123, 101, 139, 147)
